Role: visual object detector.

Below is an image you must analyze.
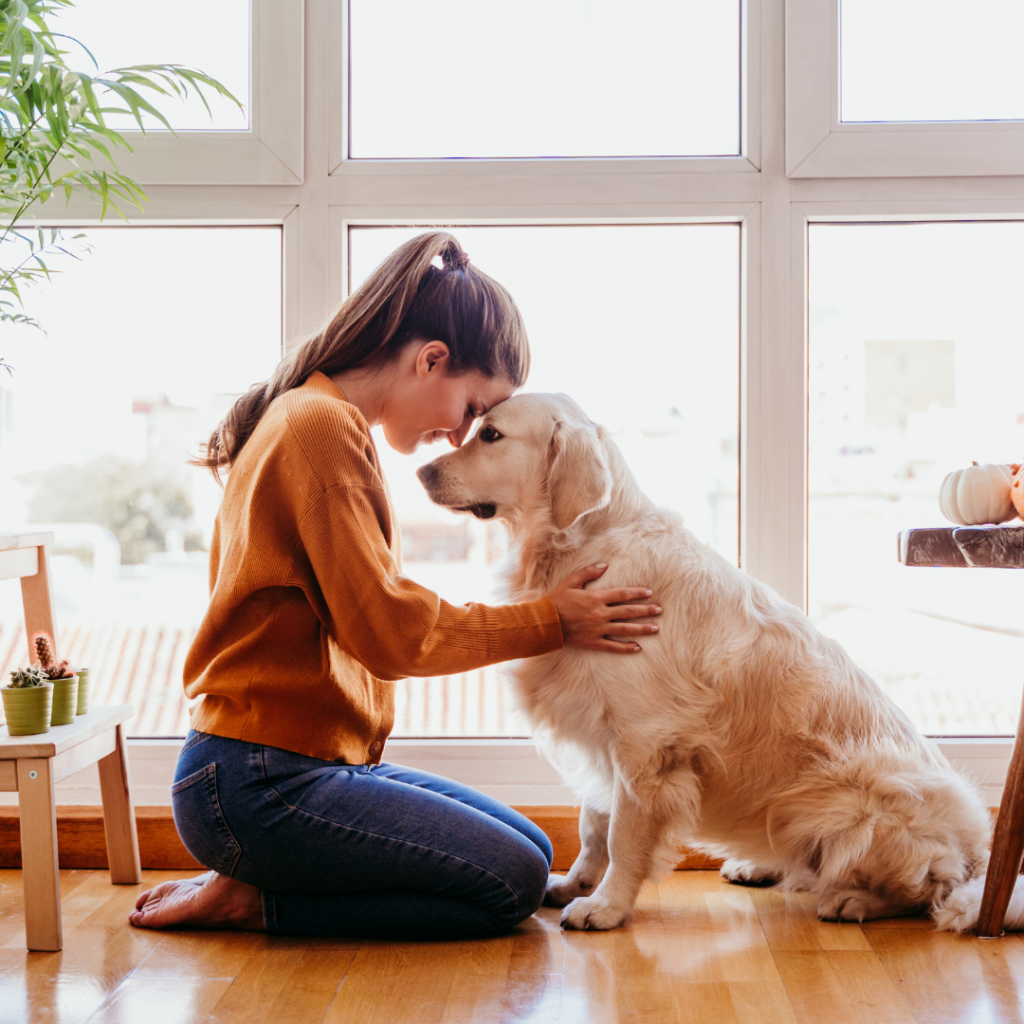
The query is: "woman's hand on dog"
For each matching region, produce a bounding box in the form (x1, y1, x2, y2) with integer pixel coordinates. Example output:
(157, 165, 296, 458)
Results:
(548, 563, 661, 653)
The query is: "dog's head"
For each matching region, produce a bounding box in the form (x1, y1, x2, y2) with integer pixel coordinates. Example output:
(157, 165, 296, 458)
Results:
(416, 393, 613, 532)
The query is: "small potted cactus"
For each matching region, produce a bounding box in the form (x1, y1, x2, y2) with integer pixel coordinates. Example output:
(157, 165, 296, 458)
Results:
(2, 664, 53, 736)
(32, 632, 78, 726)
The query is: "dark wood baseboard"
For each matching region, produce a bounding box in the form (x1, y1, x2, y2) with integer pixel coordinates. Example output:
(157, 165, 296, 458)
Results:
(0, 806, 203, 871)
(0, 805, 722, 872)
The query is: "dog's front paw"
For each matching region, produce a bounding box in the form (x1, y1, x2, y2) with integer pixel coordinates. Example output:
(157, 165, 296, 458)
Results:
(560, 895, 630, 931)
(544, 873, 595, 908)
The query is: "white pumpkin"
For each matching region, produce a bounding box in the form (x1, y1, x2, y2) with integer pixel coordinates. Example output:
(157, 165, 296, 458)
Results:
(939, 462, 1016, 525)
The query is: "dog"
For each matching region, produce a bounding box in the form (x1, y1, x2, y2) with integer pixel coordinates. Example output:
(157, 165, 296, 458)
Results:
(416, 392, 1007, 933)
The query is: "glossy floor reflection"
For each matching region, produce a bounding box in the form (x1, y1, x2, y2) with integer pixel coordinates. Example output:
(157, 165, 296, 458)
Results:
(1, 869, 1022, 1023)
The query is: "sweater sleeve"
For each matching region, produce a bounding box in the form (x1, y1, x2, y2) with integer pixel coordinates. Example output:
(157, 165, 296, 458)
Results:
(293, 481, 563, 680)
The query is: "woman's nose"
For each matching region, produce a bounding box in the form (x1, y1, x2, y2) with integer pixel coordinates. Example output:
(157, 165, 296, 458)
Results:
(447, 419, 474, 448)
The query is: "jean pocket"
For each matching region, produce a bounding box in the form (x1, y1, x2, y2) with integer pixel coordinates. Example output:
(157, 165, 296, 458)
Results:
(171, 764, 242, 877)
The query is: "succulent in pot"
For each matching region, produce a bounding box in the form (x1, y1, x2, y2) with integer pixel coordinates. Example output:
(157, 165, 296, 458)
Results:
(938, 462, 1019, 526)
(2, 663, 53, 735)
(32, 631, 78, 726)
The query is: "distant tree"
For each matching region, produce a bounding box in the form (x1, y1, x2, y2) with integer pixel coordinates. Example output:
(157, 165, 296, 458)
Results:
(24, 456, 193, 564)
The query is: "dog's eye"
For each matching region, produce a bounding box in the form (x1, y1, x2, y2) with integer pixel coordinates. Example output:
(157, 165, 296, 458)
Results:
(478, 425, 503, 443)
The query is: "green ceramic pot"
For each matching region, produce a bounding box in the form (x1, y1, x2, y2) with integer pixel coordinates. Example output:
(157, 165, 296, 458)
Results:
(2, 683, 53, 735)
(76, 667, 90, 715)
(50, 676, 78, 726)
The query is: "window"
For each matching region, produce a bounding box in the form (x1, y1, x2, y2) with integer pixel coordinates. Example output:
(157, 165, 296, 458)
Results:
(53, 0, 304, 185)
(840, 0, 1024, 123)
(808, 222, 1024, 735)
(0, 227, 282, 735)
(347, 0, 742, 159)
(351, 223, 740, 735)
(56, 0, 251, 131)
(787, 0, 1024, 176)
(3, 0, 1017, 773)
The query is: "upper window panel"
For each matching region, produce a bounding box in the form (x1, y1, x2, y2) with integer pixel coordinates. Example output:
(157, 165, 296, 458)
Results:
(348, 0, 741, 159)
(55, 0, 251, 131)
(840, 0, 1024, 123)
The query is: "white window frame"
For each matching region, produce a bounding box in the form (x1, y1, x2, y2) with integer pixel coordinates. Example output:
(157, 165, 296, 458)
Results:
(13, 0, 1022, 807)
(328, 0, 761, 176)
(104, 0, 304, 186)
(786, 0, 1024, 178)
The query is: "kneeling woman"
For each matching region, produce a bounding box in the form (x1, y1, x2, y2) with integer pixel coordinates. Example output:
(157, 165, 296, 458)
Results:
(129, 232, 661, 940)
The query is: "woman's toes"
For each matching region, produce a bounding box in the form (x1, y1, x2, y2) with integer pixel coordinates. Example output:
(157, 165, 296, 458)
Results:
(127, 872, 263, 932)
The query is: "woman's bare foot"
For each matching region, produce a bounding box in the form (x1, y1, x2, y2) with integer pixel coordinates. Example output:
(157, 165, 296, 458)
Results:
(129, 870, 265, 931)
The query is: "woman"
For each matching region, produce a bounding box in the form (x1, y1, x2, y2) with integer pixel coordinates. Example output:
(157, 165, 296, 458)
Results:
(129, 232, 661, 939)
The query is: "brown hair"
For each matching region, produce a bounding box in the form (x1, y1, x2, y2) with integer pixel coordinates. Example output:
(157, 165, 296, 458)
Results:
(194, 231, 529, 481)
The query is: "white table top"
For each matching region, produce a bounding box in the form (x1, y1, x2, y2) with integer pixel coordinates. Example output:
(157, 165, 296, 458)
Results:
(0, 532, 55, 551)
(0, 705, 134, 759)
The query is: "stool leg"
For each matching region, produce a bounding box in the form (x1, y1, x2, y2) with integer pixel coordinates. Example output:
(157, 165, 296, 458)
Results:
(98, 724, 141, 884)
(17, 758, 62, 952)
(976, 693, 1024, 936)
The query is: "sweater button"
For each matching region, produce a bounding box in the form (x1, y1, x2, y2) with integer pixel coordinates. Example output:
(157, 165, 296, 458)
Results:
(369, 741, 382, 755)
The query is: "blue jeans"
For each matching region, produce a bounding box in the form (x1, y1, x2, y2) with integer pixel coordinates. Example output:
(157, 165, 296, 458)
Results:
(171, 730, 553, 939)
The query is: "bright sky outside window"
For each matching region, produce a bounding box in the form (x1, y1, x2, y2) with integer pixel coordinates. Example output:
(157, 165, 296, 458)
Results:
(841, 0, 1024, 122)
(808, 222, 1024, 736)
(349, 0, 741, 158)
(53, 0, 251, 131)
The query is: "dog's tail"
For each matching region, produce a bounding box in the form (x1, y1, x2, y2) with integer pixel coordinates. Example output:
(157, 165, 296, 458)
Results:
(932, 874, 1024, 933)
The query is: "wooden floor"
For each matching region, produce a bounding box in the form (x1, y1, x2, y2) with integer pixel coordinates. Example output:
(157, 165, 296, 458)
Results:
(2, 870, 1024, 1024)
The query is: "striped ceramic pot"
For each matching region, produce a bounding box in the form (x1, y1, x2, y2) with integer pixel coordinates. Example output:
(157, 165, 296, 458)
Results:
(49, 676, 78, 726)
(76, 668, 90, 715)
(2, 683, 53, 735)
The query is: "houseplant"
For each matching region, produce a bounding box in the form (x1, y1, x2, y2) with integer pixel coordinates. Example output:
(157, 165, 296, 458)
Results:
(0, 0, 241, 374)
(33, 629, 76, 724)
(2, 663, 52, 735)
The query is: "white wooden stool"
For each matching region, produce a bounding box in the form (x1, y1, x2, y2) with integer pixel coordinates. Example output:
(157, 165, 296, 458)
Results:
(0, 531, 141, 950)
(1, 707, 141, 950)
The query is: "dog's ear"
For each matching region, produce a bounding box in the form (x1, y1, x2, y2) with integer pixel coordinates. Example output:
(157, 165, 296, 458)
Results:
(548, 419, 613, 531)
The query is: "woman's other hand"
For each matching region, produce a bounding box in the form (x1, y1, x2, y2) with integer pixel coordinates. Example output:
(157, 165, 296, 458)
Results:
(547, 563, 661, 653)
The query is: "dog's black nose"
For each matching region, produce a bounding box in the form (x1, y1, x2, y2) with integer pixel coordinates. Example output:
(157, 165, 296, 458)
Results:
(416, 463, 437, 487)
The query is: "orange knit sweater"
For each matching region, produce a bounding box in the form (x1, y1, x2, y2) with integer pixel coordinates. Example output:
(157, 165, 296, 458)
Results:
(184, 371, 563, 763)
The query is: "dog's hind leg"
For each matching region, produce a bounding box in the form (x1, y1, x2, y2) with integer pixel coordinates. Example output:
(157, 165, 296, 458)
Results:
(544, 801, 610, 908)
(817, 887, 926, 923)
(720, 858, 782, 888)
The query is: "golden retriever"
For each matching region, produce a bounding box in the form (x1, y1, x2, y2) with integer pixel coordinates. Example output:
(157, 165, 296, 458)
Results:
(416, 393, 1005, 933)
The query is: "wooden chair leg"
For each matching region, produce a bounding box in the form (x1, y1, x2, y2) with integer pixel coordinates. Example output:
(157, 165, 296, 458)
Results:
(17, 757, 62, 951)
(98, 724, 141, 884)
(976, 694, 1024, 936)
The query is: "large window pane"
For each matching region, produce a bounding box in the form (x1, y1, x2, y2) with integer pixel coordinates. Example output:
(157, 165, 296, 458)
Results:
(349, 1, 741, 158)
(841, 0, 1024, 123)
(54, 0, 250, 131)
(0, 227, 281, 735)
(808, 222, 1024, 736)
(351, 224, 740, 734)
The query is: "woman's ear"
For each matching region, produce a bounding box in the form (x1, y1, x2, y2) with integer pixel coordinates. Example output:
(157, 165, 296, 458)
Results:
(415, 340, 451, 378)
(547, 419, 613, 531)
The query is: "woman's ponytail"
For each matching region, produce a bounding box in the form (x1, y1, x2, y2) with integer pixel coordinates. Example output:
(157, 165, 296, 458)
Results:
(193, 231, 528, 482)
